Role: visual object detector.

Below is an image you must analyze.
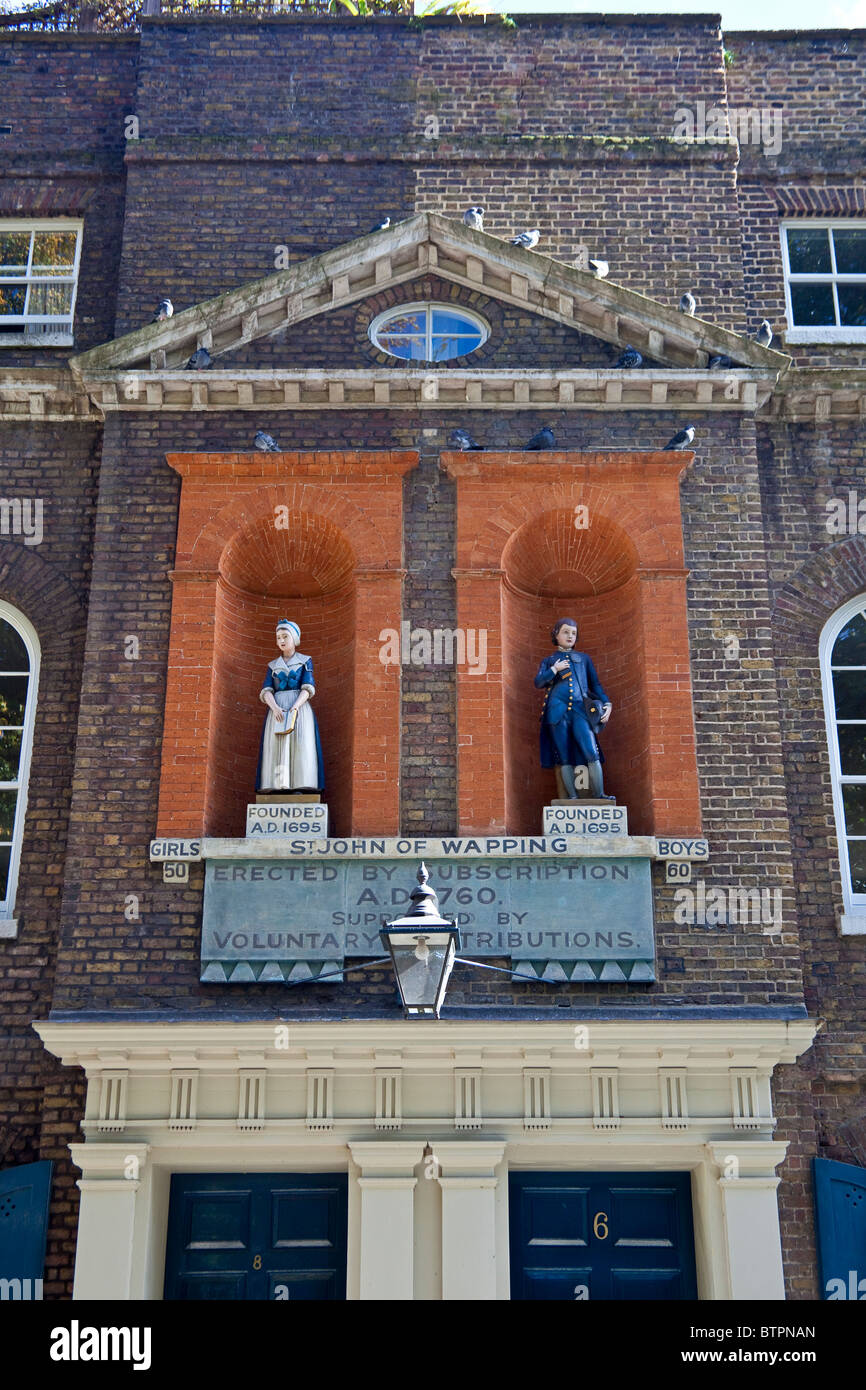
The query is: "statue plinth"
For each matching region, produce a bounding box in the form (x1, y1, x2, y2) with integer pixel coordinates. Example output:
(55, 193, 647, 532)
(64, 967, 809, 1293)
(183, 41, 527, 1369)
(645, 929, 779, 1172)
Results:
(247, 801, 329, 837)
(543, 802, 628, 837)
(254, 791, 321, 804)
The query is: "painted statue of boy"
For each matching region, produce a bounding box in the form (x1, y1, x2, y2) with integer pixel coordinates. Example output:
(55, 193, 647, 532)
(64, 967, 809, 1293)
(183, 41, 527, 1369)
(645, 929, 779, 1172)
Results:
(534, 617, 614, 801)
(256, 618, 324, 793)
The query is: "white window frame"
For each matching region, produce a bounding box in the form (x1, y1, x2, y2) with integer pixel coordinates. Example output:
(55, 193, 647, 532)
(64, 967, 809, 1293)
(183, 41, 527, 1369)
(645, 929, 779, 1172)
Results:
(369, 301, 489, 362)
(0, 601, 40, 933)
(820, 594, 866, 935)
(780, 220, 866, 344)
(0, 218, 83, 348)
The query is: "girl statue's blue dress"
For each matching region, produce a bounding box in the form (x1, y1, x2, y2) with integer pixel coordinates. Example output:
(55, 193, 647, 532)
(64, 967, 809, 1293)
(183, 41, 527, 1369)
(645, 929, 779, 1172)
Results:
(256, 652, 325, 792)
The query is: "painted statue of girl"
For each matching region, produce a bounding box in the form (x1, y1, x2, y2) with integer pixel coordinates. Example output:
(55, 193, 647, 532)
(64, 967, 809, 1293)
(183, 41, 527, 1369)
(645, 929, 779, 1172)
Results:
(256, 619, 324, 793)
(534, 617, 614, 801)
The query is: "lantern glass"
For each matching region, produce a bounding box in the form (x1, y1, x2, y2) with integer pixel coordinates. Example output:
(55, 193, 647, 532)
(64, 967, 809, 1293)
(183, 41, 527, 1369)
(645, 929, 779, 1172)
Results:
(380, 927, 459, 1017)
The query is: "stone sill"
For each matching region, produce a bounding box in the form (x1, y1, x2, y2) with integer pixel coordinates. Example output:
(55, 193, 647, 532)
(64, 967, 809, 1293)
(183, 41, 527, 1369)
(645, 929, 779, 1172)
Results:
(0, 918, 18, 939)
(839, 910, 866, 936)
(784, 331, 866, 346)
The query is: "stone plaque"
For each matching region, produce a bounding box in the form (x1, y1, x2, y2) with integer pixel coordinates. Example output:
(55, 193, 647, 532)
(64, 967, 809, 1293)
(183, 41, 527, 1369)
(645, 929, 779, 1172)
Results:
(246, 802, 329, 838)
(201, 854, 655, 984)
(542, 804, 628, 837)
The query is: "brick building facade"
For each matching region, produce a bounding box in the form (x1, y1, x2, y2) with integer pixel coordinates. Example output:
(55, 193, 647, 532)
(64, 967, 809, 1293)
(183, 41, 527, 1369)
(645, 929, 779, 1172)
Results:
(1, 12, 864, 1301)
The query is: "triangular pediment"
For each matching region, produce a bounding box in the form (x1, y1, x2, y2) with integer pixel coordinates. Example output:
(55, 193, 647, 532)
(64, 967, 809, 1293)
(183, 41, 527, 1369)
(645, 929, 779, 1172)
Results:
(70, 212, 790, 380)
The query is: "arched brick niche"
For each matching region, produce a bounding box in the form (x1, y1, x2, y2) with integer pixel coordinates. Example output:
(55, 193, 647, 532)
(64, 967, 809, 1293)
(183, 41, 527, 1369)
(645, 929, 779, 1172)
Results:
(158, 452, 415, 838)
(208, 514, 357, 838)
(443, 452, 702, 838)
(502, 513, 648, 834)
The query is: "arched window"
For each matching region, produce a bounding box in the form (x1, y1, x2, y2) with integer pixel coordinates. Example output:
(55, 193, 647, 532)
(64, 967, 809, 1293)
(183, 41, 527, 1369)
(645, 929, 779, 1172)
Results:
(821, 595, 866, 933)
(0, 602, 40, 923)
(369, 302, 488, 362)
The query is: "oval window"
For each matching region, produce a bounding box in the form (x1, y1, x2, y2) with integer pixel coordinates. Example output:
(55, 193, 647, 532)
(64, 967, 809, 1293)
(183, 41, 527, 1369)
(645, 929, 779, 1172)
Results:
(370, 302, 488, 362)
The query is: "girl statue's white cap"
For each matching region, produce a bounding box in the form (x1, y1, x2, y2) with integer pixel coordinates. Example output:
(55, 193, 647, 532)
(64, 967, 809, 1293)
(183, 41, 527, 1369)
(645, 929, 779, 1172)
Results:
(276, 619, 300, 643)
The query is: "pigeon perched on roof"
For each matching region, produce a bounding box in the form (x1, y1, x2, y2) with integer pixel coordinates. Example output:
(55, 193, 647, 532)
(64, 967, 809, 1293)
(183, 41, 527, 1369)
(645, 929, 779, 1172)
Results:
(254, 430, 279, 452)
(680, 292, 697, 316)
(525, 426, 556, 451)
(463, 207, 484, 232)
(510, 229, 541, 251)
(152, 298, 173, 323)
(708, 354, 735, 370)
(754, 319, 773, 347)
(588, 258, 609, 279)
(614, 346, 643, 369)
(662, 425, 696, 451)
(371, 216, 391, 232)
(185, 347, 212, 370)
(448, 428, 484, 452)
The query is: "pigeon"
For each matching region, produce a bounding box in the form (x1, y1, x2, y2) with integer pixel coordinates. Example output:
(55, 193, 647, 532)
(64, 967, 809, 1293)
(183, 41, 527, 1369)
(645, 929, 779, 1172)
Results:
(588, 258, 609, 279)
(152, 297, 173, 323)
(680, 291, 696, 316)
(371, 216, 391, 232)
(708, 354, 735, 370)
(754, 319, 773, 347)
(185, 347, 212, 370)
(525, 426, 555, 451)
(254, 430, 279, 452)
(614, 346, 643, 369)
(510, 229, 541, 251)
(463, 206, 484, 232)
(662, 424, 696, 451)
(448, 428, 483, 452)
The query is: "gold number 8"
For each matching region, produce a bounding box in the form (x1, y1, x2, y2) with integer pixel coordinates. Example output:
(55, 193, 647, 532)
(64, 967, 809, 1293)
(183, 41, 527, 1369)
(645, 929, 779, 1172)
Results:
(253, 1255, 262, 1270)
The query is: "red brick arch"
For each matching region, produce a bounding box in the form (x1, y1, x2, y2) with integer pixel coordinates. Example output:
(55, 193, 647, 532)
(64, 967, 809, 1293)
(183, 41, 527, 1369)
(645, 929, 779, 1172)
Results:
(443, 451, 701, 836)
(157, 451, 415, 837)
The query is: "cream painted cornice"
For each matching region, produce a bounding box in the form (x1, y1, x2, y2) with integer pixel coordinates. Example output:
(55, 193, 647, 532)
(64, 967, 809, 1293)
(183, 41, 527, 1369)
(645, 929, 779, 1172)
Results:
(34, 1017, 818, 1073)
(0, 367, 98, 423)
(78, 366, 778, 415)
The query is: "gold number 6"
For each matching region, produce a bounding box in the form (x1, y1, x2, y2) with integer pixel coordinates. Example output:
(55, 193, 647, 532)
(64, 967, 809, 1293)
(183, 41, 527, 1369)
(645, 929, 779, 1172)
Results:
(593, 1211, 609, 1240)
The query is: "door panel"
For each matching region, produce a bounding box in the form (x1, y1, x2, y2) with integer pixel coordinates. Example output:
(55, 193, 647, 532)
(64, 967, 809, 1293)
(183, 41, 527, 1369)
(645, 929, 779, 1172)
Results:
(165, 1173, 347, 1301)
(510, 1171, 697, 1301)
(0, 1159, 53, 1289)
(813, 1156, 866, 1299)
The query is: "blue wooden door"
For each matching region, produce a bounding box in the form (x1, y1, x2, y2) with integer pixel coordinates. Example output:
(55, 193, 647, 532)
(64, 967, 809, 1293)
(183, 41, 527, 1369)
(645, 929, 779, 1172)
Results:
(164, 1173, 348, 1301)
(0, 1159, 53, 1294)
(814, 1157, 866, 1299)
(509, 1171, 697, 1300)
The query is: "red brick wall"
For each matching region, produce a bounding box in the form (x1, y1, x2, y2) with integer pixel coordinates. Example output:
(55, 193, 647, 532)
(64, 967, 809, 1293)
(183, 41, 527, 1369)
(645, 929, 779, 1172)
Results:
(158, 451, 415, 839)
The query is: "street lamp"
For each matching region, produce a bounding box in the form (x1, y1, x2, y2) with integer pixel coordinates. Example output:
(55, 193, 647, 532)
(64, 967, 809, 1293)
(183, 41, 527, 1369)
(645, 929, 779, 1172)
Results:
(380, 863, 461, 1018)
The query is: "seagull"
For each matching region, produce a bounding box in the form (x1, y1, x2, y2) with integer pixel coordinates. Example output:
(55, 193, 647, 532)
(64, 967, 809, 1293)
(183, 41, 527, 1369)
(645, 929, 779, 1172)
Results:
(614, 346, 643, 369)
(588, 258, 609, 279)
(463, 206, 484, 232)
(510, 229, 540, 251)
(254, 430, 279, 452)
(709, 354, 735, 370)
(371, 216, 391, 232)
(662, 424, 696, 451)
(754, 319, 773, 347)
(525, 426, 555, 451)
(680, 292, 697, 316)
(152, 298, 173, 323)
(448, 428, 483, 451)
(185, 347, 212, 370)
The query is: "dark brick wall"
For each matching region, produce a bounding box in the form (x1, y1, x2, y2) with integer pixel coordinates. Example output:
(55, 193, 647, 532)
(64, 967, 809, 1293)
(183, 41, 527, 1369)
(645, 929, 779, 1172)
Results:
(0, 420, 99, 1297)
(0, 36, 137, 365)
